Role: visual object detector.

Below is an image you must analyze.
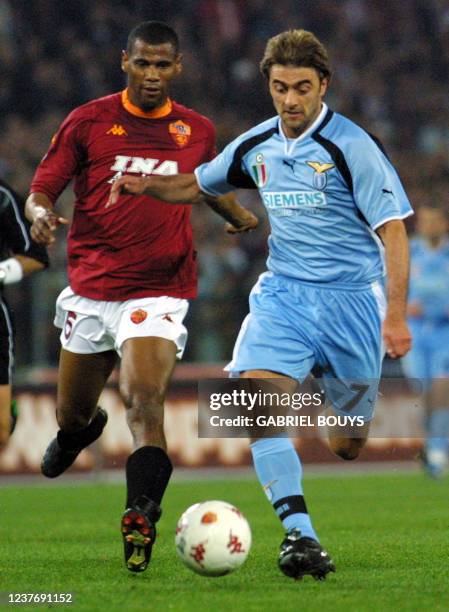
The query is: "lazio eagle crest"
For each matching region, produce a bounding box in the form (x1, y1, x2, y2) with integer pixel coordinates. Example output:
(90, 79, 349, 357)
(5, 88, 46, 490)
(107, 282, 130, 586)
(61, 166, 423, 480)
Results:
(306, 161, 335, 190)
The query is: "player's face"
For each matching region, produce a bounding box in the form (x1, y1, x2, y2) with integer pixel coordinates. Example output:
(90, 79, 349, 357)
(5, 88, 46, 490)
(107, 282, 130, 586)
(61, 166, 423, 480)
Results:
(122, 39, 182, 110)
(417, 207, 449, 241)
(269, 65, 328, 138)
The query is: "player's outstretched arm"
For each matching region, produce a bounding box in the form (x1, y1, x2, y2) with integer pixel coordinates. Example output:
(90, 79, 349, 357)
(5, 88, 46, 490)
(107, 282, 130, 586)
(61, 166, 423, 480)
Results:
(107, 174, 201, 207)
(376, 219, 412, 359)
(107, 175, 258, 232)
(13, 255, 45, 276)
(25, 193, 69, 246)
(204, 193, 259, 234)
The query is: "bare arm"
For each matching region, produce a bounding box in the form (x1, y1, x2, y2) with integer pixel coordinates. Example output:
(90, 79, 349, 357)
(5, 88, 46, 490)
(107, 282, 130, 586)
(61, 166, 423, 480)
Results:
(25, 192, 69, 246)
(0, 254, 45, 286)
(14, 255, 45, 275)
(107, 173, 201, 206)
(376, 219, 412, 358)
(204, 193, 258, 233)
(107, 174, 258, 232)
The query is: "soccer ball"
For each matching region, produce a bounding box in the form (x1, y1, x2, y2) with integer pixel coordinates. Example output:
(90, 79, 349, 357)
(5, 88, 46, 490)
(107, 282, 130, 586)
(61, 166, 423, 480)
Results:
(175, 500, 252, 576)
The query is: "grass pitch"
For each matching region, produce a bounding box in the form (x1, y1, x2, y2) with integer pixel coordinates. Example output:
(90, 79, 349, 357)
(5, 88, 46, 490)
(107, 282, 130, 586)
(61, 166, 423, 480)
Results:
(1, 472, 448, 611)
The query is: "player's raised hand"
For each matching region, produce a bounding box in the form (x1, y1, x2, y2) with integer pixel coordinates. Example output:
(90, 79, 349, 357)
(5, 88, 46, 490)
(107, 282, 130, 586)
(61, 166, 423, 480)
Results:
(382, 316, 412, 359)
(30, 209, 69, 246)
(107, 175, 150, 208)
(225, 210, 259, 234)
(203, 194, 259, 234)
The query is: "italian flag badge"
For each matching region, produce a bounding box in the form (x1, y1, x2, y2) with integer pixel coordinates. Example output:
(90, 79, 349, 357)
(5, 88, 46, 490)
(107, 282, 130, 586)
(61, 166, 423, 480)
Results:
(252, 153, 268, 187)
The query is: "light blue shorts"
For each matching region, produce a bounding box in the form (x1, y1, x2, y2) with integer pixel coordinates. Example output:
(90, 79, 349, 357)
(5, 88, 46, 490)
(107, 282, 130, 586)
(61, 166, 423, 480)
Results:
(402, 319, 449, 388)
(226, 272, 386, 421)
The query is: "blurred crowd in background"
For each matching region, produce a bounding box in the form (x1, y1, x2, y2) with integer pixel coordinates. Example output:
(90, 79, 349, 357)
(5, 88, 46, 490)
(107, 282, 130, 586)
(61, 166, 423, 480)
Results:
(1, 0, 448, 368)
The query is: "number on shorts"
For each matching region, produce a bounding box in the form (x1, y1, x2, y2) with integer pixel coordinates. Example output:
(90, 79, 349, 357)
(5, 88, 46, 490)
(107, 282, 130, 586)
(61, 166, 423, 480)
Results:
(64, 311, 77, 340)
(342, 383, 370, 413)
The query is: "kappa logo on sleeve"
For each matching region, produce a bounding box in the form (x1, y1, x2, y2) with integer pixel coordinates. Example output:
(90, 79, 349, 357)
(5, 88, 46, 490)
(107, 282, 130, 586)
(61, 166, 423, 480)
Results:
(107, 124, 128, 136)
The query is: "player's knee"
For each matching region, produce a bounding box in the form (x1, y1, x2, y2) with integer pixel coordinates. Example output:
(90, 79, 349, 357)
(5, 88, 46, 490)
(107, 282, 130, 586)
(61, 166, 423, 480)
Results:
(329, 438, 365, 461)
(120, 380, 165, 414)
(334, 446, 360, 460)
(122, 383, 165, 434)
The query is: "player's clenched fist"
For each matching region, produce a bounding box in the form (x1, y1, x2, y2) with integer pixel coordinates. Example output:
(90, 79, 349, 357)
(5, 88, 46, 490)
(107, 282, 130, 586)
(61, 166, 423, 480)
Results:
(30, 209, 69, 246)
(107, 175, 149, 207)
(225, 211, 259, 234)
(382, 316, 412, 359)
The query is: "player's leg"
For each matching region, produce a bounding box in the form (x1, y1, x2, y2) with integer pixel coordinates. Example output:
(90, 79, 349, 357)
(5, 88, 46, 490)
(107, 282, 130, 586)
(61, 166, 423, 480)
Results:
(324, 379, 372, 459)
(0, 298, 14, 448)
(424, 379, 449, 476)
(227, 274, 334, 579)
(119, 336, 176, 502)
(243, 369, 334, 580)
(41, 348, 117, 477)
(400, 321, 442, 475)
(420, 326, 449, 476)
(327, 421, 370, 460)
(318, 281, 385, 461)
(244, 370, 319, 540)
(42, 289, 119, 477)
(115, 296, 188, 572)
(119, 336, 176, 450)
(0, 384, 11, 449)
(119, 336, 177, 573)
(56, 348, 117, 432)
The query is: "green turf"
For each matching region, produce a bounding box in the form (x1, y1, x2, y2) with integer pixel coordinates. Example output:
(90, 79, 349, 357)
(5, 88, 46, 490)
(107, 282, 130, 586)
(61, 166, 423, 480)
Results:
(1, 472, 448, 611)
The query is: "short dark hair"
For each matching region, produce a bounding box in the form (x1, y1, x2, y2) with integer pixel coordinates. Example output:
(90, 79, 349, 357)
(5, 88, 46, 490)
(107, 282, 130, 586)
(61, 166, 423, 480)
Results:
(260, 29, 331, 80)
(127, 21, 179, 54)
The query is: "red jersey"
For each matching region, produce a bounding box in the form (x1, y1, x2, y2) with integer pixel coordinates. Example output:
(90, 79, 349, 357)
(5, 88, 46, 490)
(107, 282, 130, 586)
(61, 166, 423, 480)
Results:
(31, 90, 216, 300)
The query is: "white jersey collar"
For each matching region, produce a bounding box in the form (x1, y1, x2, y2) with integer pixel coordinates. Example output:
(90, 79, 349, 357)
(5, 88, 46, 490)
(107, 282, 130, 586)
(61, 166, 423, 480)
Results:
(279, 102, 328, 157)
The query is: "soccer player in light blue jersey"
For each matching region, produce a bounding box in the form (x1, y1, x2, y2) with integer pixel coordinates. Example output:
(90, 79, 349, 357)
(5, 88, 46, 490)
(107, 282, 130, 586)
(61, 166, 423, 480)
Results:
(109, 29, 413, 580)
(403, 204, 449, 477)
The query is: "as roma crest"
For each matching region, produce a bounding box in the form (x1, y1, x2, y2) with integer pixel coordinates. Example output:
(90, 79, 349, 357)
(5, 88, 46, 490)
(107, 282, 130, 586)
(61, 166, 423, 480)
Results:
(169, 120, 192, 147)
(130, 309, 148, 324)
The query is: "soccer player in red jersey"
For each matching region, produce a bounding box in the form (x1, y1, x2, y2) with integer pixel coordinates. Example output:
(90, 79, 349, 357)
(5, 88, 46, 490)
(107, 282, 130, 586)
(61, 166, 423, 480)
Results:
(26, 21, 257, 573)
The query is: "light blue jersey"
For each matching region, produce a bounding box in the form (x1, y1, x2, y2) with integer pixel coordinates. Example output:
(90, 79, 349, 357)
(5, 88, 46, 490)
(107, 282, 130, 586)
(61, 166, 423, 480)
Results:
(195, 104, 413, 287)
(408, 237, 449, 321)
(195, 104, 412, 421)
